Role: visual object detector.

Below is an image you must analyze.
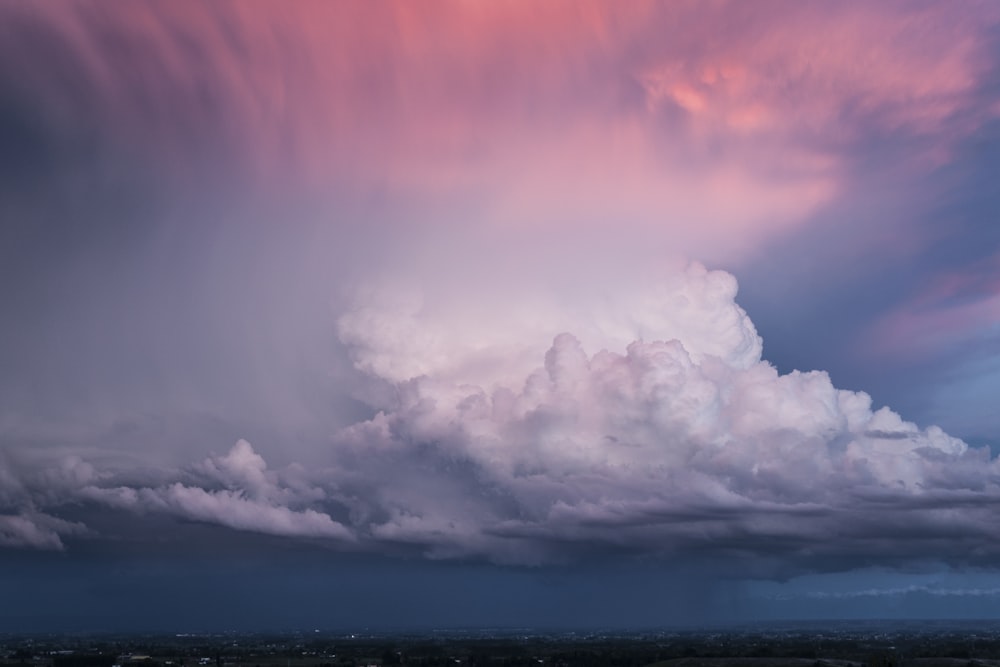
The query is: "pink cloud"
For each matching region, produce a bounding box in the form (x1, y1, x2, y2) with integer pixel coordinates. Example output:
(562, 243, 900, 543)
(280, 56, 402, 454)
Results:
(865, 253, 1000, 361)
(6, 1, 997, 261)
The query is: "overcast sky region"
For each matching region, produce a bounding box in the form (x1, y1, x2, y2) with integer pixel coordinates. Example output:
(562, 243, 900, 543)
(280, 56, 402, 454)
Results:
(2, 1, 1000, 631)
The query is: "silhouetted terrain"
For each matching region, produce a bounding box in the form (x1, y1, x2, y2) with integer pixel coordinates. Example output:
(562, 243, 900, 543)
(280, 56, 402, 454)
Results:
(5, 622, 1000, 667)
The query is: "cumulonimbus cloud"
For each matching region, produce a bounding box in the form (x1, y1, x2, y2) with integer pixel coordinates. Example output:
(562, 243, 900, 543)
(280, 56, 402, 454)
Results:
(325, 263, 992, 568)
(4, 262, 990, 573)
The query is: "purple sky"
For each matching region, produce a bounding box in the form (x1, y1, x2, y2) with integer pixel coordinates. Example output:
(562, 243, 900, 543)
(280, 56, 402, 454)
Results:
(2, 0, 1000, 629)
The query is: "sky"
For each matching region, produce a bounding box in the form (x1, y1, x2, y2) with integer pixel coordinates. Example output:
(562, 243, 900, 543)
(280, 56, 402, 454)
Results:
(2, 0, 1000, 631)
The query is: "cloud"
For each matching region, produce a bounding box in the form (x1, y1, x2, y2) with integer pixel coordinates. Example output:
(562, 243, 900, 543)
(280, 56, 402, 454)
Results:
(0, 511, 86, 550)
(79, 441, 352, 541)
(338, 262, 763, 389)
(776, 585, 1000, 600)
(2, 0, 998, 470)
(4, 1, 996, 264)
(1, 2, 999, 588)
(323, 263, 996, 568)
(1, 262, 998, 573)
(0, 453, 88, 549)
(863, 249, 1000, 357)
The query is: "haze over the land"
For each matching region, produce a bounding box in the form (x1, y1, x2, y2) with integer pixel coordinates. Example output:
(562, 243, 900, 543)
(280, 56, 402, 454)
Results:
(2, 0, 1000, 630)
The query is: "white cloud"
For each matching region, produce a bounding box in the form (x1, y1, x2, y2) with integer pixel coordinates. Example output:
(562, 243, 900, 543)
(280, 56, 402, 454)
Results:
(3, 263, 998, 571)
(326, 263, 999, 566)
(337, 262, 763, 392)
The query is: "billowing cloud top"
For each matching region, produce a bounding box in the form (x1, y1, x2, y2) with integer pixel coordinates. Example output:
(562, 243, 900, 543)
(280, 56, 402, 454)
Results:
(4, 263, 997, 575)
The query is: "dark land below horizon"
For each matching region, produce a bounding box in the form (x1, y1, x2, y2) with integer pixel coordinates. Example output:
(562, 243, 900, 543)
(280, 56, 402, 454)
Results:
(6, 620, 1000, 667)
